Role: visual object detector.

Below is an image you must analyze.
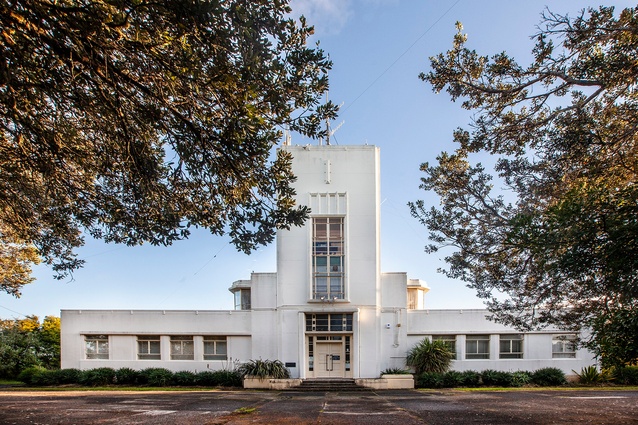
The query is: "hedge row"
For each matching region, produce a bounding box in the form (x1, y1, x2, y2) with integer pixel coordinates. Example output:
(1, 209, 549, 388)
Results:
(416, 367, 567, 388)
(612, 366, 638, 385)
(17, 367, 242, 387)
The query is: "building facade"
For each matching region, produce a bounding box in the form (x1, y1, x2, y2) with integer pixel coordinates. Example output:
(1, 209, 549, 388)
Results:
(61, 145, 594, 377)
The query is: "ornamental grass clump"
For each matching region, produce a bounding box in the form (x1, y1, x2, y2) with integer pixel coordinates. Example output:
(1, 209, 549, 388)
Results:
(237, 359, 290, 379)
(406, 338, 454, 374)
(381, 367, 412, 375)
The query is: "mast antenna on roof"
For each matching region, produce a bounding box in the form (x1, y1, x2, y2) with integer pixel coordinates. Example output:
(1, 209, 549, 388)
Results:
(320, 78, 344, 145)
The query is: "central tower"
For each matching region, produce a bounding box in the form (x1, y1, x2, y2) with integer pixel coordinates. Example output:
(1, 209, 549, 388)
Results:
(276, 145, 382, 378)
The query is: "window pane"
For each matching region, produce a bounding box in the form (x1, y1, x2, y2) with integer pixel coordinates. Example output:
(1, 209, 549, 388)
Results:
(315, 256, 327, 272)
(552, 335, 577, 358)
(330, 276, 343, 296)
(85, 336, 109, 360)
(315, 223, 327, 239)
(315, 314, 329, 331)
(330, 314, 343, 331)
(466, 335, 489, 359)
(511, 340, 522, 353)
(315, 277, 328, 298)
(240, 290, 251, 310)
(314, 241, 328, 254)
(306, 315, 313, 331)
(170, 336, 194, 360)
(329, 222, 341, 238)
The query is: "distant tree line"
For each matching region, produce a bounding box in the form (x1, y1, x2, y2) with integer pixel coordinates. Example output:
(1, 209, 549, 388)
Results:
(0, 315, 60, 378)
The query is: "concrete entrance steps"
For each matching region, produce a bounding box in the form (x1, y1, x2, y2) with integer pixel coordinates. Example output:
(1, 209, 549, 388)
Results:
(293, 378, 372, 392)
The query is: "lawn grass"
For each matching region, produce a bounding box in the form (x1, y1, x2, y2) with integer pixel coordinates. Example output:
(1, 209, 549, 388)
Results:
(423, 385, 638, 392)
(0, 380, 25, 386)
(0, 386, 232, 392)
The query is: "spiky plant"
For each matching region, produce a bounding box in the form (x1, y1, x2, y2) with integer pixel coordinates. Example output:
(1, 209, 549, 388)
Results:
(237, 359, 290, 379)
(406, 338, 453, 374)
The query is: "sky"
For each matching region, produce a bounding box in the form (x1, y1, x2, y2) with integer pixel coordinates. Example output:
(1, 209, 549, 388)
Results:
(1, 0, 634, 320)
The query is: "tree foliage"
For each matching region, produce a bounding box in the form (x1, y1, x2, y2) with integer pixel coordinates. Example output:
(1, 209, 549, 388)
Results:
(0, 315, 61, 378)
(406, 338, 453, 374)
(410, 5, 638, 365)
(0, 224, 41, 297)
(0, 0, 336, 295)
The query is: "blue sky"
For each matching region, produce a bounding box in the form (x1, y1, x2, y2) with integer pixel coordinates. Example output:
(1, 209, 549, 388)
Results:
(2, 0, 633, 320)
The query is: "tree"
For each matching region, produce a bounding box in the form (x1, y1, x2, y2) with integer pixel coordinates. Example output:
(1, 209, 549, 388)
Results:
(410, 5, 638, 365)
(0, 315, 60, 378)
(0, 0, 336, 296)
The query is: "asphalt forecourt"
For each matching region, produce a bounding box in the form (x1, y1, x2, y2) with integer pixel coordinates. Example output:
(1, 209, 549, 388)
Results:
(0, 388, 637, 424)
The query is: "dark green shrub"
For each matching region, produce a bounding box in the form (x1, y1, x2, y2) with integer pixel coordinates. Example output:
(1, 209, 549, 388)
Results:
(459, 370, 481, 387)
(56, 368, 82, 385)
(115, 368, 140, 385)
(237, 359, 290, 379)
(480, 369, 500, 386)
(510, 371, 531, 387)
(17, 366, 47, 385)
(30, 369, 59, 386)
(139, 368, 174, 387)
(80, 368, 116, 386)
(416, 372, 444, 388)
(210, 370, 242, 387)
(194, 370, 242, 387)
(442, 371, 464, 388)
(531, 367, 566, 386)
(479, 370, 518, 387)
(614, 366, 638, 385)
(406, 339, 454, 374)
(173, 371, 196, 386)
(195, 371, 217, 386)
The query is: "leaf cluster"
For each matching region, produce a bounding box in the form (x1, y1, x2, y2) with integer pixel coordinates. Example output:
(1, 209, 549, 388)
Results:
(0, 0, 336, 295)
(405, 338, 453, 374)
(237, 358, 290, 379)
(411, 5, 638, 366)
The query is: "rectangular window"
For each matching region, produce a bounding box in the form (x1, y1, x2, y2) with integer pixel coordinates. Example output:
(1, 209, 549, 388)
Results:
(137, 336, 161, 360)
(313, 217, 345, 300)
(203, 336, 227, 360)
(170, 336, 194, 360)
(305, 313, 353, 332)
(234, 289, 251, 310)
(85, 335, 109, 360)
(552, 335, 577, 358)
(500, 334, 524, 359)
(433, 335, 457, 359)
(466, 335, 490, 359)
(345, 336, 351, 371)
(308, 336, 314, 372)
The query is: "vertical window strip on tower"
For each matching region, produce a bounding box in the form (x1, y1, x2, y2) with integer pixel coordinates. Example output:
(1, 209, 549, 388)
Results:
(313, 217, 345, 300)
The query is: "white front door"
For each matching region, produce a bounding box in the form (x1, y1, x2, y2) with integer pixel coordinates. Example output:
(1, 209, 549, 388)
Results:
(315, 341, 343, 378)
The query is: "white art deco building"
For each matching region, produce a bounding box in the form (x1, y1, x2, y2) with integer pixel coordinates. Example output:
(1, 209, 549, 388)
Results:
(61, 145, 594, 379)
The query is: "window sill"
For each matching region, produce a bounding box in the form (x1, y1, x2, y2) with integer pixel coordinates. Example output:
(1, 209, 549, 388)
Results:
(307, 299, 350, 304)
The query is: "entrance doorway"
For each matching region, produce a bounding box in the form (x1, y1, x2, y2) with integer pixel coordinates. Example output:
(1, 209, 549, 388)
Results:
(315, 341, 343, 377)
(307, 335, 352, 378)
